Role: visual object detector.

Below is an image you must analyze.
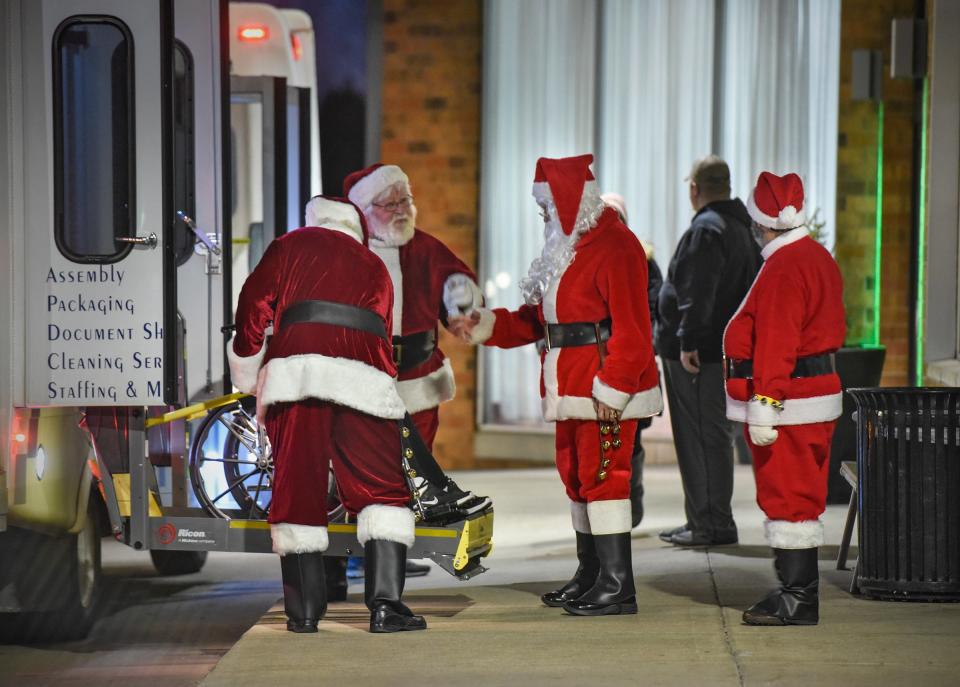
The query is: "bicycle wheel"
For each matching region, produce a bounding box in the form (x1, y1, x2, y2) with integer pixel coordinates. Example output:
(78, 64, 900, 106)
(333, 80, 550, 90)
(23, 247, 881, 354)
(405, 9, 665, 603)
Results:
(189, 401, 272, 519)
(189, 400, 346, 522)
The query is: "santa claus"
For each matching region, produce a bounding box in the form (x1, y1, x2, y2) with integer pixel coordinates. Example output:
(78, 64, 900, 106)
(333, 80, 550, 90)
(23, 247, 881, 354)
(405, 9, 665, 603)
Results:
(451, 154, 662, 616)
(228, 196, 427, 634)
(723, 171, 846, 626)
(343, 163, 483, 509)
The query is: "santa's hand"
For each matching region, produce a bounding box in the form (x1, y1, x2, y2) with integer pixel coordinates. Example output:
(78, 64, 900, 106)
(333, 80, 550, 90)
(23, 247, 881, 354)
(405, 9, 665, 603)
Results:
(448, 311, 482, 343)
(748, 424, 779, 446)
(592, 397, 621, 423)
(443, 274, 482, 317)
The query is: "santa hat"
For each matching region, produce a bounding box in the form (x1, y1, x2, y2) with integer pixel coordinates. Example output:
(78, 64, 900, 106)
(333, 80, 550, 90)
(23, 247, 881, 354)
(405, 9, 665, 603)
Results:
(342, 163, 410, 210)
(304, 195, 369, 245)
(747, 171, 807, 231)
(532, 154, 599, 236)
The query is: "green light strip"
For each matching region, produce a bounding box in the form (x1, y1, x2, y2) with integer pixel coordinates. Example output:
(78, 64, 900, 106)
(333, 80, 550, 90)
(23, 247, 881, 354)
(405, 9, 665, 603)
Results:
(872, 102, 884, 348)
(915, 78, 929, 385)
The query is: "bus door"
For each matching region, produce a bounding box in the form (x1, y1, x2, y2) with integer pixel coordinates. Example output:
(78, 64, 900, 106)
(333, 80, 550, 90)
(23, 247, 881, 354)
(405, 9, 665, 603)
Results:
(228, 75, 287, 319)
(173, 0, 225, 402)
(20, 0, 177, 407)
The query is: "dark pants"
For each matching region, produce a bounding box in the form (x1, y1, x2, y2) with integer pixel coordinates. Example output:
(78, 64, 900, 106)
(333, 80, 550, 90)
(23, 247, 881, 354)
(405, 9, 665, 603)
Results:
(662, 359, 737, 539)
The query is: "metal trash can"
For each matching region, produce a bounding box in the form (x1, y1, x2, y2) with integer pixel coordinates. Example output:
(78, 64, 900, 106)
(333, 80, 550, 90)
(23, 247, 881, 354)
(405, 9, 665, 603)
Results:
(848, 388, 960, 601)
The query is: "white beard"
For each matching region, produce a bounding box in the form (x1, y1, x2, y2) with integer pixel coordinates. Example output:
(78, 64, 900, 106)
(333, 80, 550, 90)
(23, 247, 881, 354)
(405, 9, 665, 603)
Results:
(519, 216, 578, 306)
(367, 204, 417, 247)
(519, 190, 607, 306)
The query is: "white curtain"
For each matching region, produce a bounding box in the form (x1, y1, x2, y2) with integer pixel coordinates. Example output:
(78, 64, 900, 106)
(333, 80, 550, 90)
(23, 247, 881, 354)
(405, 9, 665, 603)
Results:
(596, 0, 716, 262)
(479, 0, 840, 426)
(479, 0, 598, 425)
(719, 0, 840, 249)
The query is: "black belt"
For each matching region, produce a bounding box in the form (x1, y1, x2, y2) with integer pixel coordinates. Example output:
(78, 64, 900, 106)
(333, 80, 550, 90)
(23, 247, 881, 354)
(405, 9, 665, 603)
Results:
(393, 330, 437, 372)
(724, 353, 836, 380)
(278, 300, 388, 340)
(544, 318, 612, 352)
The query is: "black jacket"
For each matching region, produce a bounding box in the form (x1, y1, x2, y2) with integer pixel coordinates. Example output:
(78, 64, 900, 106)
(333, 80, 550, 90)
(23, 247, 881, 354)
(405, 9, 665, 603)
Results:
(656, 199, 761, 362)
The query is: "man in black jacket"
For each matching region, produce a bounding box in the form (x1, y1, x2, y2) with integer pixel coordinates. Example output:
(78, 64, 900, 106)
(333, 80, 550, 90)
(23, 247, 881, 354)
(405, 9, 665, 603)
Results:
(657, 156, 761, 546)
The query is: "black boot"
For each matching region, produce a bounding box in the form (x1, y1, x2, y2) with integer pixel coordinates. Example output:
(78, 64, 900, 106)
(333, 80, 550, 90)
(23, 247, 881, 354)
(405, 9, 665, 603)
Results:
(280, 552, 327, 633)
(563, 533, 637, 616)
(324, 556, 348, 602)
(365, 540, 428, 633)
(743, 548, 819, 626)
(541, 532, 598, 607)
(630, 445, 645, 528)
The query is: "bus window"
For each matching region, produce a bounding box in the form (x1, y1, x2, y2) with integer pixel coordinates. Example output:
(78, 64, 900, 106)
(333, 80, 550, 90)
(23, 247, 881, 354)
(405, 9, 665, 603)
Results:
(53, 18, 134, 263)
(173, 40, 196, 266)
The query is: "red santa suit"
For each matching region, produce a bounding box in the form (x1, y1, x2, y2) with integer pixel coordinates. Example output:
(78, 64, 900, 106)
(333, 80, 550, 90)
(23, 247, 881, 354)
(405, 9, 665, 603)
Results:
(470, 155, 662, 537)
(228, 197, 415, 556)
(723, 173, 846, 550)
(343, 164, 482, 450)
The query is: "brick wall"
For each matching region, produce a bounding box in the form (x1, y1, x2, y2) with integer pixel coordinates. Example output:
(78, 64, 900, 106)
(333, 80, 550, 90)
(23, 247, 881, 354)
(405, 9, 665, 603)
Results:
(835, 0, 917, 385)
(379, 0, 482, 469)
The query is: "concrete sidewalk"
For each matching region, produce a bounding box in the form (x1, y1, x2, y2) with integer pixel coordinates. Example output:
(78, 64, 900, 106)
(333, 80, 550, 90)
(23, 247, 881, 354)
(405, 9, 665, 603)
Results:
(201, 466, 960, 687)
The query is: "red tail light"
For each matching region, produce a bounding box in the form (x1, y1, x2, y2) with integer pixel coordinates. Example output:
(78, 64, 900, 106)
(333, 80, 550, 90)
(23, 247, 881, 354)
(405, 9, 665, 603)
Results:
(291, 33, 302, 61)
(238, 25, 269, 42)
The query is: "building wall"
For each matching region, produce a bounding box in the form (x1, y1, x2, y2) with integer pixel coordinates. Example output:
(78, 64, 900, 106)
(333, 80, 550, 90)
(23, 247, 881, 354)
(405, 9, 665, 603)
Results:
(379, 0, 482, 469)
(835, 0, 917, 385)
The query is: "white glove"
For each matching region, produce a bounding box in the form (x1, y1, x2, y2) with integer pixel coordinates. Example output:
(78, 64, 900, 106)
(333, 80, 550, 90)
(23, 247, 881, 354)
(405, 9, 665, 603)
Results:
(748, 424, 779, 446)
(443, 274, 482, 317)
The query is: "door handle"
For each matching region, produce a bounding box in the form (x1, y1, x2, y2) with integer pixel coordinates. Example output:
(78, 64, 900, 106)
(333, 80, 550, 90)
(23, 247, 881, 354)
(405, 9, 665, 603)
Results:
(115, 232, 158, 249)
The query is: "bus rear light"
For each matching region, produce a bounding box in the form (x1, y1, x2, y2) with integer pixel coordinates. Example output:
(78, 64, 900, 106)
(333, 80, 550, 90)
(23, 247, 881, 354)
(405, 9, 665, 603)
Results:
(238, 25, 269, 42)
(291, 33, 302, 61)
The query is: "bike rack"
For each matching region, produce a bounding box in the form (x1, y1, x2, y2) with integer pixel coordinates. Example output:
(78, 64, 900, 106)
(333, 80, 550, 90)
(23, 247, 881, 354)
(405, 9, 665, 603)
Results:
(111, 394, 494, 580)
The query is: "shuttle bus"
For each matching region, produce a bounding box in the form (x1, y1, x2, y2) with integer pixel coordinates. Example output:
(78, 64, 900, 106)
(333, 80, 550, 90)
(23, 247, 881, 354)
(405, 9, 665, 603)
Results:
(0, 0, 490, 643)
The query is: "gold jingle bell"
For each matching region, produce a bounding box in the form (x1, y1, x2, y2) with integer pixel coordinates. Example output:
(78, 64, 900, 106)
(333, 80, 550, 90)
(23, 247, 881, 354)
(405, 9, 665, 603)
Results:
(401, 426, 411, 438)
(612, 438, 622, 449)
(600, 424, 611, 435)
(601, 458, 610, 468)
(612, 424, 621, 435)
(407, 469, 417, 478)
(601, 439, 612, 451)
(404, 447, 414, 459)
(598, 470, 607, 481)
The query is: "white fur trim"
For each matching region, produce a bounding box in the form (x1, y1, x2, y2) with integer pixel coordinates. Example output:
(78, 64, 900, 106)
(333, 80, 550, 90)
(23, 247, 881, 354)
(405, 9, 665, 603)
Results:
(271, 523, 329, 555)
(258, 354, 406, 419)
(304, 197, 363, 242)
(587, 499, 632, 535)
(348, 165, 410, 210)
(765, 519, 824, 549)
(443, 273, 482, 317)
(396, 358, 456, 414)
(532, 179, 599, 206)
(357, 504, 415, 547)
(726, 392, 842, 426)
(544, 384, 662, 422)
(468, 308, 496, 344)
(571, 501, 591, 534)
(747, 189, 807, 231)
(371, 245, 403, 336)
(227, 336, 267, 394)
(747, 398, 782, 426)
(761, 226, 810, 260)
(591, 376, 631, 412)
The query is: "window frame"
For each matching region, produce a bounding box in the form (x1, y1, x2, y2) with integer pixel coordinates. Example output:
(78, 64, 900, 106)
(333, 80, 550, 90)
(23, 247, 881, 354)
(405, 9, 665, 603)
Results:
(52, 15, 136, 264)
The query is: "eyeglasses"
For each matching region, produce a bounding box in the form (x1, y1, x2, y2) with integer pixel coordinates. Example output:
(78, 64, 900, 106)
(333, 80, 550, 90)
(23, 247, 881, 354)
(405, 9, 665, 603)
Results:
(372, 196, 413, 213)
